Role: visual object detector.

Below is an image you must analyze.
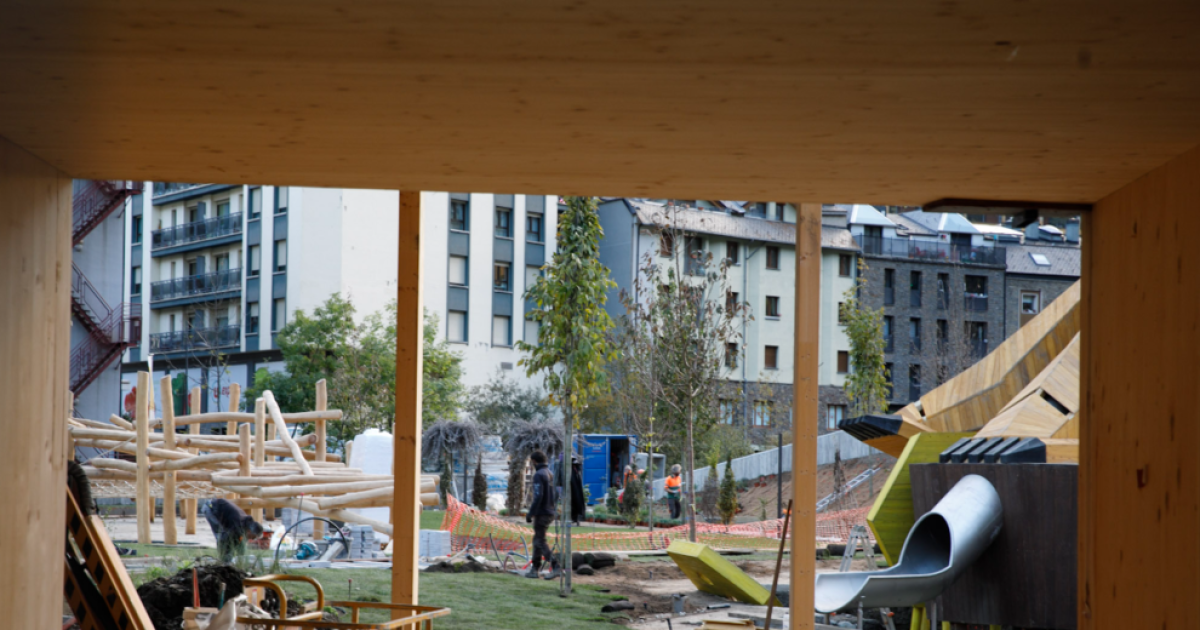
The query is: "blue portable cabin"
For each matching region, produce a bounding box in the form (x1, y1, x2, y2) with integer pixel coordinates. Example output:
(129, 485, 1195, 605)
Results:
(575, 434, 639, 505)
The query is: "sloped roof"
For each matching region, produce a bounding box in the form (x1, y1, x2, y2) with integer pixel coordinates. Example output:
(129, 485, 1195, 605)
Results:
(973, 223, 1025, 238)
(622, 199, 857, 250)
(847, 204, 896, 227)
(902, 209, 979, 235)
(1005, 244, 1082, 277)
(890, 212, 938, 237)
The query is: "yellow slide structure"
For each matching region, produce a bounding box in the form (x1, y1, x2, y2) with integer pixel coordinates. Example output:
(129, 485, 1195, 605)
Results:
(667, 541, 783, 606)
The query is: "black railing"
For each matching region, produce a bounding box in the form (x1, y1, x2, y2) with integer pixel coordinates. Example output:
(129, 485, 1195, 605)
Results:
(855, 235, 1006, 266)
(150, 268, 242, 302)
(150, 325, 241, 353)
(151, 213, 242, 249)
(965, 294, 989, 312)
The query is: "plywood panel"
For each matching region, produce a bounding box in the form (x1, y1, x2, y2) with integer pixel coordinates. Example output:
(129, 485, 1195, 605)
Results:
(1082, 143, 1200, 629)
(2, 3, 1200, 202)
(0, 136, 71, 630)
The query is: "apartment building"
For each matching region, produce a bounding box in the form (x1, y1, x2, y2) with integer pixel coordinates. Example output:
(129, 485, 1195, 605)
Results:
(120, 183, 399, 412)
(421, 192, 559, 389)
(596, 199, 858, 436)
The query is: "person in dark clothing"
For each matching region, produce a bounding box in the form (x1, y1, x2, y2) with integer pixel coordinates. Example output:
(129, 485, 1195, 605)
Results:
(525, 450, 561, 579)
(570, 455, 586, 525)
(204, 498, 264, 562)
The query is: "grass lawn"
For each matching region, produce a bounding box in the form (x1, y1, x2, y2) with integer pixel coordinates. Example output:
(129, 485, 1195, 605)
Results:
(421, 509, 646, 535)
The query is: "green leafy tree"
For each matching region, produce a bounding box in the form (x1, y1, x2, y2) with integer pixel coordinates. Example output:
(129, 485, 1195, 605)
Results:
(840, 260, 890, 417)
(422, 311, 467, 427)
(464, 371, 552, 435)
(517, 196, 617, 595)
(473, 455, 489, 511)
(621, 472, 644, 521)
(718, 455, 739, 526)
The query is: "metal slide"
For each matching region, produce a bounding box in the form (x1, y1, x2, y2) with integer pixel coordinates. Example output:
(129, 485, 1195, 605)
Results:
(814, 474, 1002, 613)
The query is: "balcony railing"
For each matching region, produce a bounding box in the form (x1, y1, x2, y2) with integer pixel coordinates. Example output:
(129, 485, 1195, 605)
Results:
(150, 325, 241, 353)
(855, 235, 1006, 266)
(964, 294, 989, 312)
(151, 268, 242, 302)
(151, 213, 242, 249)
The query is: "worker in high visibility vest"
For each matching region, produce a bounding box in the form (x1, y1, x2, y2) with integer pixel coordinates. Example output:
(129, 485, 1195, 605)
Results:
(665, 464, 683, 520)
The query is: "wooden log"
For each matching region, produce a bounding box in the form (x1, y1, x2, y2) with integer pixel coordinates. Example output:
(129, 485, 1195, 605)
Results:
(186, 386, 201, 534)
(224, 383, 242, 501)
(211, 474, 395, 487)
(236, 467, 364, 476)
(252, 398, 266, 523)
(91, 457, 138, 473)
(69, 426, 138, 441)
(317, 486, 394, 510)
(135, 371, 151, 544)
(175, 436, 324, 460)
(171, 409, 343, 426)
(108, 413, 135, 431)
(149, 452, 243, 472)
(234, 489, 393, 536)
(238, 423, 252, 516)
(68, 416, 128, 431)
(263, 391, 315, 476)
(82, 467, 215, 483)
(222, 479, 393, 498)
(393, 190, 422, 606)
(160, 376, 178, 545)
(313, 379, 328, 539)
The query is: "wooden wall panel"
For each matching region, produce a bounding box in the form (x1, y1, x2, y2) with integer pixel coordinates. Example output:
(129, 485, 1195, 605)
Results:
(0, 135, 71, 630)
(1082, 143, 1200, 629)
(790, 203, 820, 630)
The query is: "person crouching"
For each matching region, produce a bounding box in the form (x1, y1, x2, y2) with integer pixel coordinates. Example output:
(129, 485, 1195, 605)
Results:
(204, 498, 264, 562)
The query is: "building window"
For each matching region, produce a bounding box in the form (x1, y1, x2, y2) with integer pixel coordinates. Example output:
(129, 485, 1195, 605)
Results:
(1020, 291, 1042, 325)
(492, 315, 511, 346)
(753, 400, 773, 426)
(524, 319, 540, 345)
(726, 241, 740, 264)
(217, 200, 231, 217)
(937, 319, 948, 351)
(764, 345, 779, 370)
(965, 275, 988, 311)
(726, 290, 739, 314)
(525, 265, 542, 296)
(910, 318, 922, 352)
(837, 350, 849, 374)
(827, 404, 846, 430)
(188, 204, 202, 223)
(169, 313, 177, 333)
(883, 315, 894, 352)
(884, 268, 895, 305)
(450, 199, 469, 231)
(247, 302, 259, 335)
(526, 213, 543, 242)
(659, 231, 675, 257)
(719, 400, 735, 425)
(725, 342, 738, 368)
(274, 240, 287, 272)
(910, 271, 922, 307)
(132, 215, 143, 244)
(214, 253, 230, 272)
(448, 310, 467, 342)
(937, 273, 949, 309)
(885, 362, 894, 398)
(765, 246, 781, 270)
(494, 206, 512, 238)
(131, 267, 142, 295)
(966, 321, 988, 357)
(909, 364, 921, 401)
(765, 296, 781, 318)
(249, 187, 262, 219)
(248, 245, 261, 277)
(275, 187, 288, 214)
(838, 254, 852, 277)
(748, 202, 768, 218)
(772, 203, 787, 221)
(493, 263, 511, 291)
(449, 255, 468, 286)
(272, 298, 286, 332)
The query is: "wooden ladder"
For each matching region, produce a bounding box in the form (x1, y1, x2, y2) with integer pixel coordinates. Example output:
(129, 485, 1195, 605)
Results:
(64, 488, 154, 630)
(839, 524, 896, 630)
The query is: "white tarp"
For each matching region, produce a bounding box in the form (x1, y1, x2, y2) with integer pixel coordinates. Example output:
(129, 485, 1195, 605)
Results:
(348, 428, 394, 540)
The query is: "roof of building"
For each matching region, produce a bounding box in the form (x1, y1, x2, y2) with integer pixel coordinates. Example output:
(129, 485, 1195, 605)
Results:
(973, 222, 1025, 238)
(901, 209, 980, 235)
(847, 204, 896, 227)
(1005, 244, 1082, 277)
(620, 199, 857, 250)
(889, 212, 938, 237)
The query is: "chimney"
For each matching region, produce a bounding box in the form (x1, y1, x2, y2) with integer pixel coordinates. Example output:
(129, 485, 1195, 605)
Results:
(1024, 220, 1041, 242)
(1066, 218, 1080, 243)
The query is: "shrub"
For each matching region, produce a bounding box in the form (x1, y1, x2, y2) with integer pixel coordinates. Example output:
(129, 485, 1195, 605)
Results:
(718, 455, 739, 526)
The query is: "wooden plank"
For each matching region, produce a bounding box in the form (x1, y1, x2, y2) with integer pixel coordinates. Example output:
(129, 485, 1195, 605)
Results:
(789, 202, 820, 630)
(185, 386, 201, 534)
(313, 379, 327, 539)
(911, 463, 1077, 629)
(135, 371, 151, 544)
(866, 432, 971, 566)
(159, 376, 178, 545)
(392, 190, 423, 608)
(263, 391, 314, 476)
(253, 397, 266, 523)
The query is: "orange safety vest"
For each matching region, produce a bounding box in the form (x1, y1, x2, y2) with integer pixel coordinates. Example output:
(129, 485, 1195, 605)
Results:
(665, 474, 682, 496)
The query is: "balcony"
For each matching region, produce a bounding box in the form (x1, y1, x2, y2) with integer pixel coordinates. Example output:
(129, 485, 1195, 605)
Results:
(964, 294, 989, 312)
(151, 268, 242, 303)
(855, 235, 1006, 267)
(150, 325, 241, 354)
(151, 213, 242, 250)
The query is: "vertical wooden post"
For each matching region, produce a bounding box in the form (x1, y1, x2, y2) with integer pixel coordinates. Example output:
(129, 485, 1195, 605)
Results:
(0, 137, 72, 630)
(135, 371, 152, 544)
(239, 423, 252, 496)
(252, 398, 266, 523)
(67, 392, 75, 461)
(392, 191, 424, 608)
(225, 382, 241, 500)
(185, 385, 201, 534)
(160, 376, 178, 545)
(147, 373, 156, 523)
(314, 379, 328, 539)
(790, 203, 820, 630)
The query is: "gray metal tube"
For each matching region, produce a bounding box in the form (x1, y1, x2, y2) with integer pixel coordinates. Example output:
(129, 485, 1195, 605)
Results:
(814, 474, 1002, 613)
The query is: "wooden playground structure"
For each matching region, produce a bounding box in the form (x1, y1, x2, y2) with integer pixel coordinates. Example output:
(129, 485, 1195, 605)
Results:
(69, 372, 437, 544)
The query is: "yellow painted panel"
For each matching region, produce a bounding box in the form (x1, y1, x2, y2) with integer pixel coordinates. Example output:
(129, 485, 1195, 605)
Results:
(667, 541, 782, 606)
(866, 432, 973, 566)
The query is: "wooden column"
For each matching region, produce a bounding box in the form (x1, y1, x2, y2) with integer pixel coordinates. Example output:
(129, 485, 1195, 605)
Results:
(225, 382, 241, 500)
(160, 376, 178, 545)
(392, 191, 424, 607)
(790, 202, 820, 630)
(148, 372, 156, 523)
(1081, 144, 1200, 629)
(313, 379, 327, 539)
(185, 385, 201, 534)
(135, 370, 152, 543)
(252, 398, 266, 523)
(0, 136, 72, 630)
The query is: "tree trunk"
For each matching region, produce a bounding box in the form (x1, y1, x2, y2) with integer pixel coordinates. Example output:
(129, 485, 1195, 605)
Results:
(561, 404, 573, 595)
(686, 408, 697, 542)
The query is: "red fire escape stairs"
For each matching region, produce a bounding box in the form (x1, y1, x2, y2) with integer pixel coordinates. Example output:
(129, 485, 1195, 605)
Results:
(70, 181, 144, 396)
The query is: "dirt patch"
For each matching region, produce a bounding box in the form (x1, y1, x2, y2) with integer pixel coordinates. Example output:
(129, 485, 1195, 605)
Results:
(424, 558, 501, 573)
(136, 564, 249, 630)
